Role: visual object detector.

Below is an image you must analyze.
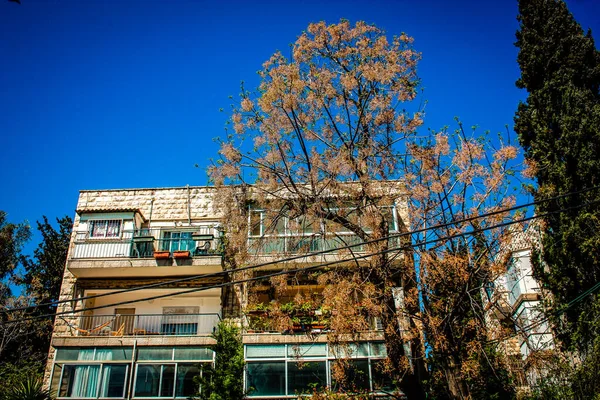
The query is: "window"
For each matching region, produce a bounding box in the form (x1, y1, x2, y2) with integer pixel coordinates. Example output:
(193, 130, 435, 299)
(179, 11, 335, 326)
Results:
(162, 232, 195, 252)
(52, 347, 211, 399)
(89, 220, 122, 239)
(245, 342, 388, 397)
(54, 348, 132, 399)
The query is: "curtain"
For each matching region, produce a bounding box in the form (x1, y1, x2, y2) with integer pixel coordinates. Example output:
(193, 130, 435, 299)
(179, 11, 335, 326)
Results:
(71, 349, 99, 398)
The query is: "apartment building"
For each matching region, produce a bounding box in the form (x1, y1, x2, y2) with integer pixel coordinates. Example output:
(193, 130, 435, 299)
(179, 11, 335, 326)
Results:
(486, 223, 555, 387)
(45, 186, 401, 399)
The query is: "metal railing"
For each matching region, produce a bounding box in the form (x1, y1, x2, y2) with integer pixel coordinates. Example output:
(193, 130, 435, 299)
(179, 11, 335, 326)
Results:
(72, 227, 222, 259)
(247, 234, 401, 255)
(69, 313, 221, 336)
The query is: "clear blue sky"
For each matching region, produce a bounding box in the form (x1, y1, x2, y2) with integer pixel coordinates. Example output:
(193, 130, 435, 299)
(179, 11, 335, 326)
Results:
(1, 0, 599, 255)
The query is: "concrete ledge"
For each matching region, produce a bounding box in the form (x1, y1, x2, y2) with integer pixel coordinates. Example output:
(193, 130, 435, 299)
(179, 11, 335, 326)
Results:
(51, 335, 217, 347)
(68, 256, 222, 278)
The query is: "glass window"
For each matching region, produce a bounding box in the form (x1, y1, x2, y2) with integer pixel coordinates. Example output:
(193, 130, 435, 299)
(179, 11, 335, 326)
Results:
(163, 232, 195, 252)
(174, 347, 213, 361)
(89, 220, 121, 238)
(175, 364, 200, 397)
(137, 347, 173, 361)
(249, 211, 262, 236)
(55, 348, 82, 361)
(246, 345, 286, 358)
(287, 361, 327, 395)
(99, 364, 128, 398)
(160, 365, 176, 397)
(135, 364, 162, 397)
(371, 359, 394, 392)
(331, 359, 370, 392)
(287, 344, 327, 358)
(246, 362, 286, 397)
(330, 343, 369, 358)
(370, 342, 387, 357)
(60, 365, 101, 398)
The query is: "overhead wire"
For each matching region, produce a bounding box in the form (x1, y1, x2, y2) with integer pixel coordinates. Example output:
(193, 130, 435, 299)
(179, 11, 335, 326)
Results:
(4, 184, 599, 316)
(6, 193, 600, 325)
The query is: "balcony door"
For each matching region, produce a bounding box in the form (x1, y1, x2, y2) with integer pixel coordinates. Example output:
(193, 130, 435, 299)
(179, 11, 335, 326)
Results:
(115, 308, 135, 335)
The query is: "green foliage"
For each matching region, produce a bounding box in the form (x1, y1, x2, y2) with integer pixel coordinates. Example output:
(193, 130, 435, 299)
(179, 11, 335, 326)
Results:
(0, 213, 70, 392)
(194, 320, 245, 400)
(0, 210, 31, 298)
(19, 215, 72, 314)
(0, 372, 53, 400)
(515, 0, 600, 351)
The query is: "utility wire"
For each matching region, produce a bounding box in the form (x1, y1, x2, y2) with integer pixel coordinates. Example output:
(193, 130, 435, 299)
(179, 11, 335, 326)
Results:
(7, 195, 600, 325)
(4, 184, 599, 316)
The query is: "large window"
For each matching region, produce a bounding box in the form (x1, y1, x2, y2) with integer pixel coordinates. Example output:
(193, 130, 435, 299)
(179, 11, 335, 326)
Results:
(54, 348, 132, 399)
(245, 342, 388, 397)
(51, 347, 212, 399)
(89, 220, 122, 239)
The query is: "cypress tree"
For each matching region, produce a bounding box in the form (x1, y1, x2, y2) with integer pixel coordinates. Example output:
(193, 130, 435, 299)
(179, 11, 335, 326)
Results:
(515, 0, 600, 351)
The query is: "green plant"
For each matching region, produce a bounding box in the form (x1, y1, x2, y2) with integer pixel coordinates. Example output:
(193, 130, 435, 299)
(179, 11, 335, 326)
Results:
(2, 375, 53, 400)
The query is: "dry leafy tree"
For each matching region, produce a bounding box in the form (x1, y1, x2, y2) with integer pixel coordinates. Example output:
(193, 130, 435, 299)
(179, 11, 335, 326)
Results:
(210, 20, 521, 399)
(405, 125, 522, 399)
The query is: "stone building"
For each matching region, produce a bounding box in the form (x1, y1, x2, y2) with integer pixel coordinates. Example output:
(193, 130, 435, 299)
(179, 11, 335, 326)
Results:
(45, 186, 398, 399)
(485, 223, 555, 389)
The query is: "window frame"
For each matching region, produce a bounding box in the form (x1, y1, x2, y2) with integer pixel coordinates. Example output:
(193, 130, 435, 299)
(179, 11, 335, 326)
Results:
(88, 219, 123, 240)
(161, 231, 196, 252)
(244, 342, 388, 398)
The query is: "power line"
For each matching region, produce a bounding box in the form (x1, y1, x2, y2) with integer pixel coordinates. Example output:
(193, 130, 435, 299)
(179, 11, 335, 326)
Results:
(7, 195, 600, 325)
(5, 184, 599, 316)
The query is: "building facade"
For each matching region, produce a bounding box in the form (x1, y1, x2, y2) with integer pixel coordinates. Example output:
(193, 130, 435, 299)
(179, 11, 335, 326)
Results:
(486, 224, 555, 389)
(45, 186, 399, 399)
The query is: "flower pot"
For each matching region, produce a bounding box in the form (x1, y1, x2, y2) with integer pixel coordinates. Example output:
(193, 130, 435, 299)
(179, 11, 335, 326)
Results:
(153, 251, 171, 259)
(173, 250, 191, 259)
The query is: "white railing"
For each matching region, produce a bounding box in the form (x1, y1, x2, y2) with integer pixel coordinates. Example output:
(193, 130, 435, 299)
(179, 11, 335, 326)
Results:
(67, 313, 221, 336)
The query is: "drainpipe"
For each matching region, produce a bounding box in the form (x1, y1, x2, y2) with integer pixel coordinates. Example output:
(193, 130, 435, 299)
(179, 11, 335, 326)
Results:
(127, 339, 137, 400)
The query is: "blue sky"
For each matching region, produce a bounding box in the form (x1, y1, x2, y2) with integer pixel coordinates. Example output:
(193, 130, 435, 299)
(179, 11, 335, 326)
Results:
(1, 0, 599, 256)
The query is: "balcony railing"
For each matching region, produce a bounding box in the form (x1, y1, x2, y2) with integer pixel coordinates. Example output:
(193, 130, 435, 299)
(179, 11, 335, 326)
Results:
(247, 234, 401, 255)
(72, 227, 222, 259)
(66, 313, 221, 337)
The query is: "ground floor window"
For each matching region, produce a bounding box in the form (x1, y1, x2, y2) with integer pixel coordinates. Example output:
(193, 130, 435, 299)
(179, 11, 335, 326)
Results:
(244, 342, 391, 398)
(51, 346, 212, 399)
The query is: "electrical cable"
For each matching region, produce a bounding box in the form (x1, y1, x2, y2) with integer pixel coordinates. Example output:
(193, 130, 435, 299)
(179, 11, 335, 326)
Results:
(7, 195, 600, 325)
(4, 184, 599, 316)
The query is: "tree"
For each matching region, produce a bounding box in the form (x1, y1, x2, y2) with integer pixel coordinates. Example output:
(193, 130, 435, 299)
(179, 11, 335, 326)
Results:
(20, 216, 72, 314)
(0, 211, 31, 361)
(16, 215, 72, 362)
(0, 215, 71, 393)
(195, 320, 245, 400)
(404, 124, 519, 400)
(211, 20, 521, 399)
(514, 0, 600, 352)
(0, 211, 30, 299)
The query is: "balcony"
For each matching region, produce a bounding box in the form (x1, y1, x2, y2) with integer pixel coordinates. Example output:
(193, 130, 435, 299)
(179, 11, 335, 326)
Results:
(68, 227, 223, 278)
(61, 313, 221, 337)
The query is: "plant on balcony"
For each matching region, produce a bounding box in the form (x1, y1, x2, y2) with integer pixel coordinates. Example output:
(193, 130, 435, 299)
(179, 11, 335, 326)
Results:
(244, 301, 331, 333)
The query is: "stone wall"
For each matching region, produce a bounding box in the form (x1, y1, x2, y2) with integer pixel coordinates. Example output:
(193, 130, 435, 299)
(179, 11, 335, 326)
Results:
(77, 186, 219, 222)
